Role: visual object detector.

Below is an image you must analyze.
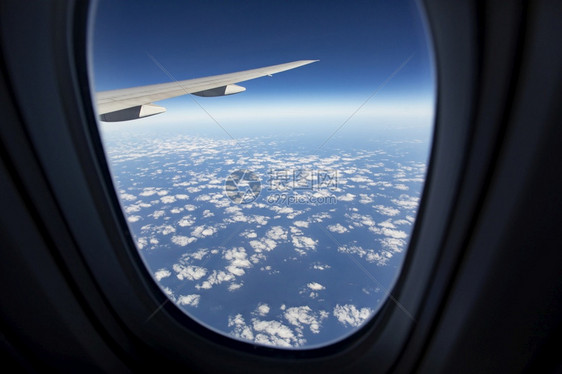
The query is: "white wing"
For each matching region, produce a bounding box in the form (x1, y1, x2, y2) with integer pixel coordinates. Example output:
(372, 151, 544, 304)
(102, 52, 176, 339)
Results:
(96, 60, 318, 121)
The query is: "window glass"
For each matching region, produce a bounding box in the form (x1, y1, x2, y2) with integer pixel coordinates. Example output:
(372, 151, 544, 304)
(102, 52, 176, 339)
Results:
(92, 0, 435, 349)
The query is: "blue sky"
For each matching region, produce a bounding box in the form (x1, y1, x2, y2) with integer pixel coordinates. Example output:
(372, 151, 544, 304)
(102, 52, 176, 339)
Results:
(92, 0, 435, 129)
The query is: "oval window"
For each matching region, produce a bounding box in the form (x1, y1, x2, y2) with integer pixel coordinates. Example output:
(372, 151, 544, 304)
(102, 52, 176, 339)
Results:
(92, 0, 435, 349)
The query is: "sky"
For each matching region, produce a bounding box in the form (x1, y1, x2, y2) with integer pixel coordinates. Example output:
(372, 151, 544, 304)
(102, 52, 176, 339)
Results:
(91, 0, 435, 130)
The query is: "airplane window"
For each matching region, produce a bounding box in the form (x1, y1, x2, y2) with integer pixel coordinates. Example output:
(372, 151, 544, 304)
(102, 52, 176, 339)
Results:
(91, 0, 435, 349)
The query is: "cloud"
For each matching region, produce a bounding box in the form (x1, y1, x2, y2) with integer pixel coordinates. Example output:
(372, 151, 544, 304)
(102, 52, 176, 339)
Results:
(378, 219, 396, 228)
(310, 212, 332, 223)
(338, 193, 356, 202)
(228, 314, 303, 348)
(171, 235, 196, 247)
(307, 282, 326, 291)
(139, 189, 157, 197)
(391, 194, 420, 210)
(152, 210, 165, 219)
(293, 220, 309, 228)
(292, 235, 318, 255)
(191, 225, 218, 238)
(378, 237, 407, 253)
(202, 209, 214, 218)
(224, 247, 252, 277)
(369, 226, 408, 239)
(173, 264, 207, 281)
(373, 205, 400, 216)
(311, 263, 331, 271)
(195, 194, 211, 202)
(266, 226, 288, 240)
(249, 239, 277, 253)
(358, 194, 374, 204)
(228, 314, 255, 341)
(154, 268, 171, 281)
(196, 270, 234, 290)
(333, 304, 373, 328)
(256, 303, 270, 316)
(161, 195, 177, 204)
(338, 245, 390, 266)
(284, 306, 329, 334)
(136, 237, 147, 250)
(327, 223, 348, 234)
(228, 283, 243, 291)
(177, 294, 200, 307)
(155, 224, 175, 235)
(124, 204, 142, 214)
(120, 192, 137, 201)
(240, 230, 257, 239)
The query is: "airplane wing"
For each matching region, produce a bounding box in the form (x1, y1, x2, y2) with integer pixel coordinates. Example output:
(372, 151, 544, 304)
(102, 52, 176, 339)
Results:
(96, 60, 318, 122)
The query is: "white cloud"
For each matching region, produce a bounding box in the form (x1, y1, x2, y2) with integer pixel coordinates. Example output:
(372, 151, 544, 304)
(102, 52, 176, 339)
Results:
(311, 263, 331, 271)
(293, 220, 309, 228)
(228, 314, 255, 341)
(333, 304, 373, 327)
(196, 269, 235, 290)
(392, 195, 419, 210)
(191, 225, 217, 238)
(338, 245, 391, 266)
(327, 223, 348, 234)
(152, 210, 165, 219)
(240, 230, 257, 239)
(171, 235, 196, 247)
(252, 319, 301, 348)
(177, 294, 200, 307)
(178, 215, 195, 226)
(292, 235, 318, 254)
(173, 264, 207, 281)
(161, 195, 177, 204)
(196, 194, 211, 202)
(373, 205, 400, 216)
(284, 306, 329, 334)
(228, 283, 243, 291)
(136, 237, 147, 250)
(378, 219, 396, 228)
(307, 282, 326, 291)
(266, 226, 288, 240)
(156, 224, 175, 235)
(369, 226, 408, 239)
(224, 247, 252, 277)
(249, 238, 277, 253)
(120, 193, 137, 201)
(154, 268, 171, 281)
(379, 237, 407, 253)
(228, 314, 303, 348)
(139, 189, 157, 197)
(358, 194, 374, 204)
(338, 193, 356, 202)
(256, 303, 270, 316)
